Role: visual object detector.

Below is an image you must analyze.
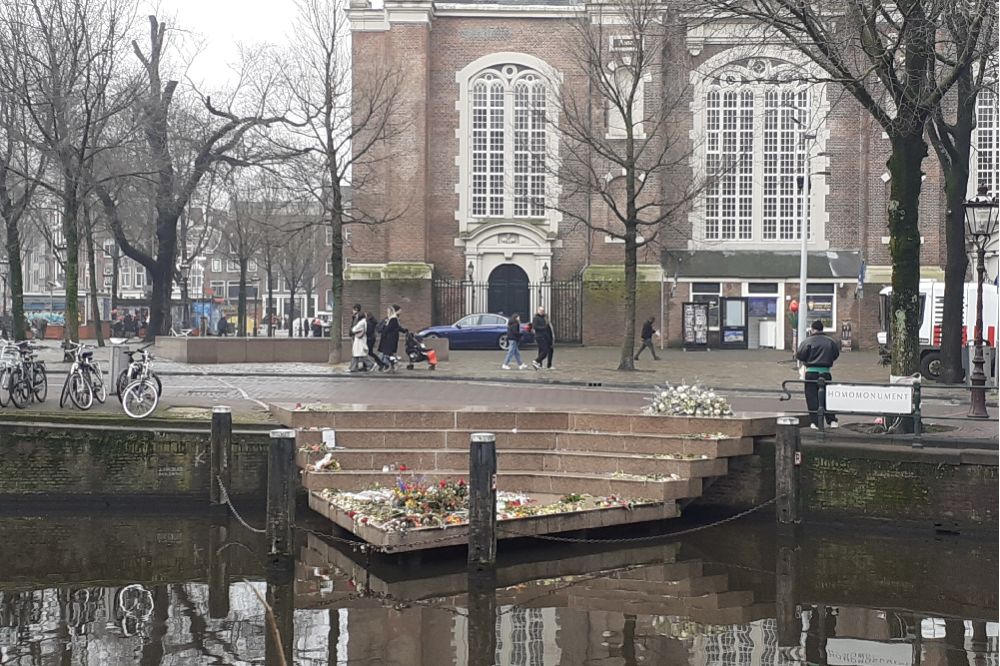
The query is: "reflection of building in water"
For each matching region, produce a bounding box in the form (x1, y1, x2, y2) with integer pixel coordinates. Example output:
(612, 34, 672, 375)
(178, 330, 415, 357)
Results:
(687, 619, 800, 666)
(453, 607, 562, 666)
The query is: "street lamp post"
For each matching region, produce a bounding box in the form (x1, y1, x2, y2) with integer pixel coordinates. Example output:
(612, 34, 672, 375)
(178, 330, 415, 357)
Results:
(962, 188, 999, 419)
(467, 261, 475, 314)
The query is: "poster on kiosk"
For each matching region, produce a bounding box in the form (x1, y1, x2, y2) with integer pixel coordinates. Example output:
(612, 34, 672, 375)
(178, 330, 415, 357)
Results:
(682, 302, 710, 351)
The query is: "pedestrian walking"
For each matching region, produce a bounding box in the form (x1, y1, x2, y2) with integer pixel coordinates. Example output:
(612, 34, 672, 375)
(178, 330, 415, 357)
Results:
(351, 304, 364, 328)
(634, 316, 661, 361)
(365, 312, 387, 371)
(502, 313, 528, 369)
(350, 314, 368, 372)
(377, 305, 404, 365)
(795, 319, 840, 430)
(531, 307, 554, 370)
(217, 317, 229, 337)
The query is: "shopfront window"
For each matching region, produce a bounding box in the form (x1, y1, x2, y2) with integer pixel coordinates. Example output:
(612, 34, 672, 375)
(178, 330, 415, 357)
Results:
(691, 282, 721, 328)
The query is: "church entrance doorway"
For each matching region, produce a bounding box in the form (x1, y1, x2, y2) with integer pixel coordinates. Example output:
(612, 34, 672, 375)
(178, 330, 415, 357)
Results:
(487, 264, 530, 319)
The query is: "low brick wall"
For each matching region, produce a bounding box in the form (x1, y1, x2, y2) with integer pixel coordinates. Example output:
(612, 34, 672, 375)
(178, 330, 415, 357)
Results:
(155, 336, 332, 364)
(695, 438, 999, 527)
(0, 424, 270, 498)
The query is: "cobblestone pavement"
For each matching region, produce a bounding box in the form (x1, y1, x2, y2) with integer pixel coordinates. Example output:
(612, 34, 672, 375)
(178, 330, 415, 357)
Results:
(15, 340, 998, 442)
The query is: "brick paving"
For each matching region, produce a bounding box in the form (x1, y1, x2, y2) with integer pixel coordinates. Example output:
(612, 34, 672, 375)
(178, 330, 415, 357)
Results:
(14, 341, 998, 443)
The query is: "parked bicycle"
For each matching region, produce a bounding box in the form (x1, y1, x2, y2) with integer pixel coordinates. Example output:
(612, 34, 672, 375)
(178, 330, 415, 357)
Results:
(119, 346, 160, 418)
(116, 345, 162, 399)
(60, 342, 107, 410)
(0, 341, 46, 409)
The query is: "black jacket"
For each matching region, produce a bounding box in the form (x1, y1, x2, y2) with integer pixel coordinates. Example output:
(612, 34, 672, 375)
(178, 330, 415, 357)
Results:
(507, 319, 523, 342)
(365, 317, 378, 348)
(641, 321, 654, 341)
(377, 317, 403, 355)
(531, 314, 552, 340)
(796, 332, 840, 368)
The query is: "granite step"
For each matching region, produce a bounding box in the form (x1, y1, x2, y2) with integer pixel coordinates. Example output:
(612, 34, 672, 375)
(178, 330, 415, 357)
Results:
(295, 428, 752, 457)
(301, 468, 702, 502)
(272, 403, 782, 438)
(297, 448, 728, 479)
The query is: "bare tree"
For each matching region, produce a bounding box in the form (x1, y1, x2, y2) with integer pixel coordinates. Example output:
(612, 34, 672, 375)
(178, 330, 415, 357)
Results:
(0, 47, 45, 341)
(699, 0, 995, 376)
(557, 0, 702, 370)
(280, 0, 407, 361)
(96, 16, 293, 341)
(0, 0, 138, 342)
(927, 19, 998, 383)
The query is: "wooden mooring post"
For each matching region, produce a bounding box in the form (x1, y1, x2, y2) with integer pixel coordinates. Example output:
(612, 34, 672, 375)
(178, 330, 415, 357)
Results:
(210, 405, 233, 513)
(208, 521, 230, 619)
(267, 429, 297, 567)
(776, 539, 799, 649)
(468, 432, 497, 568)
(265, 565, 295, 666)
(775, 416, 802, 526)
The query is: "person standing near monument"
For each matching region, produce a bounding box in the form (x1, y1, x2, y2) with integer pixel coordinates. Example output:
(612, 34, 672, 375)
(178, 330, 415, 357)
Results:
(795, 320, 840, 430)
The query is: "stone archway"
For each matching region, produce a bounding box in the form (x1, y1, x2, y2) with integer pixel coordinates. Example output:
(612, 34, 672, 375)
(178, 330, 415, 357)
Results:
(487, 264, 530, 318)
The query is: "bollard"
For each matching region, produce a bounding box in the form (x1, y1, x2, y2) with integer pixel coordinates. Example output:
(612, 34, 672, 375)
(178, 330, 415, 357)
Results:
(267, 429, 297, 566)
(210, 406, 233, 511)
(468, 432, 497, 567)
(775, 416, 802, 526)
(208, 521, 230, 619)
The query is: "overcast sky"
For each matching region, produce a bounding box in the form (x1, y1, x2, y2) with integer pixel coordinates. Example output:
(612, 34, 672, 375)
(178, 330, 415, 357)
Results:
(151, 0, 299, 85)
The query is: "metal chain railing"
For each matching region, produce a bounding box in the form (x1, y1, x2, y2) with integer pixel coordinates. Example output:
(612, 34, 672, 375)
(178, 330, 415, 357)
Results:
(217, 475, 266, 534)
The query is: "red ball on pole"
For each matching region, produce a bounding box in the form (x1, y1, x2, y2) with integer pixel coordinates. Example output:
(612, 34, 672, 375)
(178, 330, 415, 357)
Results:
(790, 300, 799, 313)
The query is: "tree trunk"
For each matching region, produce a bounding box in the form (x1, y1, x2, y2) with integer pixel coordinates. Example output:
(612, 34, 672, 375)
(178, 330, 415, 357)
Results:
(146, 261, 173, 342)
(328, 219, 345, 363)
(111, 250, 120, 312)
(287, 286, 297, 335)
(63, 194, 81, 343)
(939, 161, 970, 383)
(238, 259, 248, 337)
(84, 207, 104, 347)
(266, 266, 275, 337)
(886, 130, 927, 377)
(618, 232, 638, 371)
(6, 218, 26, 341)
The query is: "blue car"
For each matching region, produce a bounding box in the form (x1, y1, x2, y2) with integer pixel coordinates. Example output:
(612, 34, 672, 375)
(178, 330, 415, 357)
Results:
(417, 314, 535, 350)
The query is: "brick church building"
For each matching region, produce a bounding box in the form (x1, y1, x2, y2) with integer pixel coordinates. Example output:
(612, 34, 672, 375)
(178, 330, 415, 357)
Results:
(342, 0, 997, 350)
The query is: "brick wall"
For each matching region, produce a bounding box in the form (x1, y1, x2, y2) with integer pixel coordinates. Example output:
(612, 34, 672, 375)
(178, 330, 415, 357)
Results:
(582, 270, 663, 346)
(696, 438, 998, 526)
(0, 426, 269, 498)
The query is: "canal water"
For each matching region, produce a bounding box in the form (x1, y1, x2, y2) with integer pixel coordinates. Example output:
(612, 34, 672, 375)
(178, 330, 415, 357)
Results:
(0, 506, 995, 665)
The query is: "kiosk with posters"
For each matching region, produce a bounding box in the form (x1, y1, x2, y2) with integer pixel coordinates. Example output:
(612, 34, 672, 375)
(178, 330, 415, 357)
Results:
(719, 297, 749, 349)
(682, 302, 710, 351)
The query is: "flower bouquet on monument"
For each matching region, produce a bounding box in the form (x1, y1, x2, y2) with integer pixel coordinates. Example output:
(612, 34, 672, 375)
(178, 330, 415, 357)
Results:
(644, 383, 733, 417)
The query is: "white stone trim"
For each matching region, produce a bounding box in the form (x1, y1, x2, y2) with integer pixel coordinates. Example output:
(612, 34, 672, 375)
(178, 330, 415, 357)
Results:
(460, 222, 555, 314)
(454, 53, 563, 237)
(435, 4, 584, 18)
(687, 45, 831, 252)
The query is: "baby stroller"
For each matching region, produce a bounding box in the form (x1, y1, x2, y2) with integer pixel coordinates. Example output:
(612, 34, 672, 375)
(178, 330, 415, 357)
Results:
(405, 331, 437, 370)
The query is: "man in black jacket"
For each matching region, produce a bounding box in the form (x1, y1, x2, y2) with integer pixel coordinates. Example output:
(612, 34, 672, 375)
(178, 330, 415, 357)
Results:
(795, 320, 840, 429)
(634, 316, 661, 361)
(531, 307, 554, 370)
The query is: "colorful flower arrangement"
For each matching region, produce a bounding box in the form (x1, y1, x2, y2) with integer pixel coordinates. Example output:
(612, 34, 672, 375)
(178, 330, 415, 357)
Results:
(317, 477, 657, 534)
(643, 384, 733, 417)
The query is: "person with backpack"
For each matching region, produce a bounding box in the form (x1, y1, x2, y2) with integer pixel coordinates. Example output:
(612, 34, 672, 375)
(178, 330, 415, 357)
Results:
(501, 313, 528, 370)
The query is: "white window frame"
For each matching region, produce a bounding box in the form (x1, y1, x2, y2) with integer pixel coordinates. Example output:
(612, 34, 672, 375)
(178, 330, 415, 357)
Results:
(688, 48, 830, 251)
(455, 53, 563, 236)
(211, 258, 222, 273)
(606, 64, 647, 140)
(972, 89, 998, 197)
(248, 259, 258, 273)
(209, 280, 225, 298)
(226, 260, 238, 273)
(120, 263, 132, 289)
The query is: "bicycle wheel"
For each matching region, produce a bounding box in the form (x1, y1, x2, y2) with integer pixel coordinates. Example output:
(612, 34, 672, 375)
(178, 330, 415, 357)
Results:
(31, 365, 47, 403)
(59, 373, 72, 408)
(10, 368, 30, 409)
(88, 366, 107, 404)
(116, 368, 137, 400)
(122, 379, 158, 419)
(0, 367, 11, 408)
(68, 372, 94, 410)
(151, 372, 163, 397)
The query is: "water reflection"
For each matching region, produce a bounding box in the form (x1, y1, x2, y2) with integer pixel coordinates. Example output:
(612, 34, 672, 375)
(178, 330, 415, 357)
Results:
(0, 510, 995, 665)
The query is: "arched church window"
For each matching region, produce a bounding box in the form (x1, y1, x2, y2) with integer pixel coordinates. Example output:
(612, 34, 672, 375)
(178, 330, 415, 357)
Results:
(469, 66, 549, 220)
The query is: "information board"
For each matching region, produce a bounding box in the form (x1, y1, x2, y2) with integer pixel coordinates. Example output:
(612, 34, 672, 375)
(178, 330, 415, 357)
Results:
(682, 302, 709, 350)
(825, 384, 913, 415)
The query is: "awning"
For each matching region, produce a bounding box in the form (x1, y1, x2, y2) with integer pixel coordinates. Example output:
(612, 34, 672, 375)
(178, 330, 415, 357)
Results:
(660, 250, 863, 281)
